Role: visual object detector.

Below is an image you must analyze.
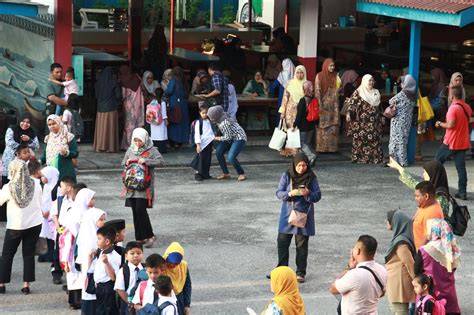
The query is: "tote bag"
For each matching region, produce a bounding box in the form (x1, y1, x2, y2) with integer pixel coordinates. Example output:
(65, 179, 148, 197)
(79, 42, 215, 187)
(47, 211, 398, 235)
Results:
(268, 119, 287, 151)
(418, 90, 434, 123)
(285, 128, 301, 149)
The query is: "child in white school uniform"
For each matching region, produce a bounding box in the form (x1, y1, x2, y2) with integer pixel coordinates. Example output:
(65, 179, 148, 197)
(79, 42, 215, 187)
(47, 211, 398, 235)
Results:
(91, 226, 121, 314)
(148, 88, 169, 154)
(76, 206, 106, 314)
(59, 185, 93, 310)
(114, 241, 145, 315)
(132, 254, 166, 311)
(190, 104, 215, 181)
(155, 275, 178, 315)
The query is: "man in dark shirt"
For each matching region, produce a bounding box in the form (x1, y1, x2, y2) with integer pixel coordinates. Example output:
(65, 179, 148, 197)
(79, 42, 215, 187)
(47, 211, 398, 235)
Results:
(46, 63, 67, 115)
(203, 62, 229, 113)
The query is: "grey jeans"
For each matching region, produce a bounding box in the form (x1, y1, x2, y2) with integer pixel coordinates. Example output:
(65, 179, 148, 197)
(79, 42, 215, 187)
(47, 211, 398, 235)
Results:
(299, 130, 317, 161)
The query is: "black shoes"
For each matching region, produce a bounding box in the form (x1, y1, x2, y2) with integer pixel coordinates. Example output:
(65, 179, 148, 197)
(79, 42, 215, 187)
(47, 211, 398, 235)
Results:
(454, 193, 467, 200)
(21, 287, 30, 295)
(194, 174, 203, 181)
(0, 286, 5, 294)
(53, 276, 63, 285)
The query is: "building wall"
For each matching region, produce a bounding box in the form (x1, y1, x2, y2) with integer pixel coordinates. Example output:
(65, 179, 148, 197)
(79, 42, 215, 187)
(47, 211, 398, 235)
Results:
(320, 0, 356, 25)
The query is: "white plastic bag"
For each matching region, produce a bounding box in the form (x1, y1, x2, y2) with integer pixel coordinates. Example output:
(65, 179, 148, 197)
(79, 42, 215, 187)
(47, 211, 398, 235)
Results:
(268, 119, 287, 151)
(285, 128, 301, 148)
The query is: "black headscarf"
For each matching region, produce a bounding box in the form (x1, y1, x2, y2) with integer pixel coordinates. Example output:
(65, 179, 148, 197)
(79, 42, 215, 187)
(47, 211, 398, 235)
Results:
(288, 153, 316, 189)
(385, 210, 415, 263)
(11, 112, 36, 144)
(423, 160, 449, 195)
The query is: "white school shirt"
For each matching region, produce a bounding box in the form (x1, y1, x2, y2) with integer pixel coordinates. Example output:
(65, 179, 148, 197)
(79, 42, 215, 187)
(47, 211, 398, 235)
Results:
(62, 109, 73, 132)
(227, 83, 239, 120)
(62, 79, 79, 100)
(93, 249, 122, 284)
(56, 196, 74, 226)
(114, 262, 144, 295)
(335, 260, 387, 315)
(158, 294, 178, 315)
(132, 279, 155, 306)
(150, 101, 168, 141)
(0, 178, 43, 230)
(194, 119, 214, 150)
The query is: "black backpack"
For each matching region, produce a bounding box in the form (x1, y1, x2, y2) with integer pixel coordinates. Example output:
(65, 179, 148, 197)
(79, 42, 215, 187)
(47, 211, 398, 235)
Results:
(448, 196, 470, 236)
(70, 110, 84, 138)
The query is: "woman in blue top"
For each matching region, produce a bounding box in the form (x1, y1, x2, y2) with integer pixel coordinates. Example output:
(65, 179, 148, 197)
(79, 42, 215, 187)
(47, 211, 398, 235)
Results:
(165, 66, 190, 148)
(275, 152, 321, 283)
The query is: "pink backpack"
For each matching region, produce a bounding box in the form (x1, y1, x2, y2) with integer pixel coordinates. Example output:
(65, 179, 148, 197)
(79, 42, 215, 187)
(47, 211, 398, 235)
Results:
(146, 100, 163, 125)
(421, 294, 446, 315)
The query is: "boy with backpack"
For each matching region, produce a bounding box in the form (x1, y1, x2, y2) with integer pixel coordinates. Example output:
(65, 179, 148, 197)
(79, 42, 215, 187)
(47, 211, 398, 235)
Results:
(190, 104, 215, 181)
(132, 254, 166, 311)
(154, 276, 178, 315)
(114, 241, 145, 314)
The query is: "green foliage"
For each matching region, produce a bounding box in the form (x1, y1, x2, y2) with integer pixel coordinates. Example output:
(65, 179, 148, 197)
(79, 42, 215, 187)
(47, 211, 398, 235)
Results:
(219, 4, 235, 24)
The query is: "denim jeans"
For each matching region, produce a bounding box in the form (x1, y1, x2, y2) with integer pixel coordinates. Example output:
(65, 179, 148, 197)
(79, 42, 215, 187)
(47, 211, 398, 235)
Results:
(216, 140, 246, 175)
(55, 104, 63, 116)
(435, 144, 467, 195)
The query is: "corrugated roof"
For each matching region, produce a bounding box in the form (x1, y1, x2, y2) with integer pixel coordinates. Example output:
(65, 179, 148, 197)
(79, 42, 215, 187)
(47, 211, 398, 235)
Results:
(359, 0, 474, 14)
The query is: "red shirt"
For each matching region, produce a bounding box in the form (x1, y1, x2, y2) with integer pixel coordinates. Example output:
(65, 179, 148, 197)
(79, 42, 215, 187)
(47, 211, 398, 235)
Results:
(443, 100, 472, 150)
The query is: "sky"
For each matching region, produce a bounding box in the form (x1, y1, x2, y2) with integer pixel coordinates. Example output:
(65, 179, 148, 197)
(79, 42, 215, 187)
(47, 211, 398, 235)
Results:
(32, 0, 55, 14)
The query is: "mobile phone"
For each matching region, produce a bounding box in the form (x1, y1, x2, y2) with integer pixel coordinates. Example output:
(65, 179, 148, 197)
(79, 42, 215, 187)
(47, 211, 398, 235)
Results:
(298, 185, 305, 189)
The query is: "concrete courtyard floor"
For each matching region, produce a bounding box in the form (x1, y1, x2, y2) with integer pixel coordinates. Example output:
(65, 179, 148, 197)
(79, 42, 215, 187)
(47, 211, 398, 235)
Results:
(0, 152, 473, 314)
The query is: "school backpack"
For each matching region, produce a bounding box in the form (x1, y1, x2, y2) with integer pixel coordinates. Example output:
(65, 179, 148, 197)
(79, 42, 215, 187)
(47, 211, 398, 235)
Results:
(437, 190, 470, 236)
(70, 110, 84, 138)
(122, 160, 152, 192)
(420, 294, 446, 315)
(146, 100, 164, 126)
(189, 118, 203, 146)
(128, 270, 149, 304)
(306, 98, 319, 122)
(122, 263, 145, 292)
(137, 297, 177, 315)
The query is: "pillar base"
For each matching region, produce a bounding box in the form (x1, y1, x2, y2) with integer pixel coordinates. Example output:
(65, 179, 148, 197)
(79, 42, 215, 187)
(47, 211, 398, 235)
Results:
(298, 57, 317, 82)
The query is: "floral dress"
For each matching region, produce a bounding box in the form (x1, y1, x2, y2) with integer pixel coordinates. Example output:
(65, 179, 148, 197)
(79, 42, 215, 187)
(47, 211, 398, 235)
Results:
(121, 86, 145, 151)
(279, 89, 299, 156)
(347, 90, 384, 164)
(388, 92, 415, 166)
(315, 74, 341, 152)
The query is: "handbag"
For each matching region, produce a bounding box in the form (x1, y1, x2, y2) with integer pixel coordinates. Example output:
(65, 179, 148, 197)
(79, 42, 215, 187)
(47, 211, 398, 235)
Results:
(268, 119, 287, 151)
(285, 128, 301, 149)
(288, 200, 308, 228)
(383, 103, 397, 119)
(35, 237, 48, 256)
(418, 90, 434, 123)
(168, 99, 183, 124)
(448, 195, 470, 236)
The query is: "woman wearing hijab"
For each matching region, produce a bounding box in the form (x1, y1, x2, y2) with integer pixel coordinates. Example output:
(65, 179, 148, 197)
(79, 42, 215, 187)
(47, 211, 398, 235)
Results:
(439, 72, 469, 122)
(93, 67, 122, 153)
(122, 128, 164, 247)
(388, 158, 451, 218)
(415, 219, 461, 314)
(143, 24, 168, 81)
(207, 105, 247, 181)
(191, 69, 211, 95)
(269, 58, 295, 123)
(0, 159, 43, 294)
(265, 54, 283, 82)
(385, 210, 416, 314)
(346, 74, 384, 164)
(142, 70, 161, 102)
(41, 115, 78, 182)
(274, 153, 321, 283)
(242, 71, 269, 97)
(388, 75, 416, 167)
(161, 68, 173, 91)
(163, 242, 192, 315)
(1, 113, 39, 221)
(165, 66, 190, 148)
(255, 266, 305, 315)
(38, 166, 59, 263)
(119, 65, 145, 151)
(341, 70, 359, 99)
(315, 58, 342, 153)
(279, 65, 307, 157)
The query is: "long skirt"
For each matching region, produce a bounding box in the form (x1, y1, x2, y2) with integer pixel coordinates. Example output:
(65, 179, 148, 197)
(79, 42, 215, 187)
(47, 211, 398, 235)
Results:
(316, 126, 339, 152)
(93, 111, 119, 153)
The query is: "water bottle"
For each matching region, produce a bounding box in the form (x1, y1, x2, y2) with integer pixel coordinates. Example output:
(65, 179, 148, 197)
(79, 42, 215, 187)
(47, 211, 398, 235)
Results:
(393, 82, 398, 94)
(385, 78, 391, 94)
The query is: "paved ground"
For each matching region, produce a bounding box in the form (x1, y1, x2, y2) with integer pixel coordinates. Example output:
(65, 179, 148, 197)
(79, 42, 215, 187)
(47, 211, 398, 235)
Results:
(0, 138, 474, 314)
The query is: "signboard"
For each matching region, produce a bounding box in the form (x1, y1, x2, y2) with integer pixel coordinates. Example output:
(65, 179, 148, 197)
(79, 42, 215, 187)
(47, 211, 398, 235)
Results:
(71, 55, 84, 96)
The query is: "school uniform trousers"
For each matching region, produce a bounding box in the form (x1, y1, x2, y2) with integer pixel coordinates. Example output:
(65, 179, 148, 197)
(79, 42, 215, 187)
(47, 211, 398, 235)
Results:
(96, 281, 118, 315)
(191, 143, 213, 178)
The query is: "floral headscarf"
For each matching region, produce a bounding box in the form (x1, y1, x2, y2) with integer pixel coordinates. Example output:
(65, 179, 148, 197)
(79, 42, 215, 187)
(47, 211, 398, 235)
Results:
(8, 159, 34, 208)
(44, 115, 74, 167)
(424, 219, 461, 272)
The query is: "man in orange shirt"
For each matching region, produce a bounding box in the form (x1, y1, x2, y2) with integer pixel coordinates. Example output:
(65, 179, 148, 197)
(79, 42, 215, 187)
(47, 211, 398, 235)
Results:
(413, 181, 444, 250)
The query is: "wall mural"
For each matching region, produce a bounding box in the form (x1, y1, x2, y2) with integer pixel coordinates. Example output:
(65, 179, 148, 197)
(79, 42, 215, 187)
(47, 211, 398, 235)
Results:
(0, 14, 54, 133)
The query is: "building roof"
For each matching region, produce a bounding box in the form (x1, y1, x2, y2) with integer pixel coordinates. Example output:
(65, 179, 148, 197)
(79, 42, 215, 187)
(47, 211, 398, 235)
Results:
(359, 0, 474, 14)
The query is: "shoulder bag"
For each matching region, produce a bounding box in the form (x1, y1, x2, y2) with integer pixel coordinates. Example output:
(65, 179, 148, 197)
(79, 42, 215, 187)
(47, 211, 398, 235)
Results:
(383, 103, 397, 119)
(287, 180, 308, 228)
(359, 265, 385, 297)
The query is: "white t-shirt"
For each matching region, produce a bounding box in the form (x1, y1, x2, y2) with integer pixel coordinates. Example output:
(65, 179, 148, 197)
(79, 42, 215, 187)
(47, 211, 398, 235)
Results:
(132, 279, 155, 306)
(150, 101, 168, 141)
(227, 83, 238, 120)
(158, 295, 178, 315)
(194, 119, 215, 150)
(335, 260, 387, 315)
(114, 262, 145, 295)
(56, 196, 74, 226)
(93, 249, 122, 284)
(62, 79, 79, 100)
(0, 178, 43, 230)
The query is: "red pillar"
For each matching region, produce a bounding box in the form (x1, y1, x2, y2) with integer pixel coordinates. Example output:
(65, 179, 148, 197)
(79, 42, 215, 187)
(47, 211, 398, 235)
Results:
(54, 0, 72, 69)
(170, 0, 175, 52)
(128, 0, 143, 64)
(284, 0, 289, 33)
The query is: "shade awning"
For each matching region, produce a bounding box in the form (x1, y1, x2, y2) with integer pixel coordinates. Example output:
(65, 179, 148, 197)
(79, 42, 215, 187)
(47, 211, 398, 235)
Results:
(0, 0, 48, 15)
(357, 0, 474, 27)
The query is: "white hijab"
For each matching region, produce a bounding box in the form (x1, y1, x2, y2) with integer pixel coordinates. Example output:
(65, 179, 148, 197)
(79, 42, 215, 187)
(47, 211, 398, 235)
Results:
(75, 207, 105, 266)
(357, 74, 381, 107)
(65, 188, 95, 234)
(277, 58, 296, 88)
(41, 166, 59, 213)
(142, 71, 160, 94)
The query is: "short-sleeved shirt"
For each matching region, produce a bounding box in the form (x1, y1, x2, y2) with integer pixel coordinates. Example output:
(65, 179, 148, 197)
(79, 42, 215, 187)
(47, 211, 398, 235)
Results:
(93, 249, 121, 283)
(335, 260, 387, 315)
(413, 202, 444, 250)
(210, 72, 229, 112)
(114, 262, 144, 295)
(132, 279, 155, 306)
(443, 101, 472, 150)
(45, 80, 64, 103)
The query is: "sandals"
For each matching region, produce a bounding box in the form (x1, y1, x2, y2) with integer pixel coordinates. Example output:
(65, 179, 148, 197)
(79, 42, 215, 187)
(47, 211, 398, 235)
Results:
(217, 174, 231, 180)
(237, 175, 247, 181)
(296, 275, 305, 283)
(144, 235, 157, 248)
